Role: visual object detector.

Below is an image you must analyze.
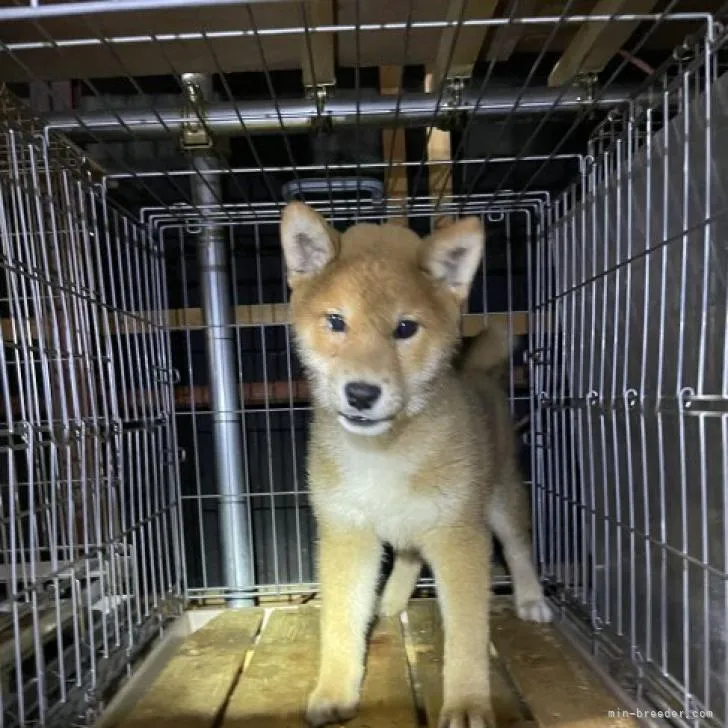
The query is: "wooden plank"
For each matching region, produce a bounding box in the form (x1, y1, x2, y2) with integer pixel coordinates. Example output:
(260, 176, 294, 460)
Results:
(117, 608, 264, 728)
(224, 607, 418, 727)
(127, 360, 529, 413)
(486, 0, 540, 62)
(430, 0, 499, 89)
(380, 66, 409, 227)
(301, 0, 335, 88)
(172, 379, 312, 409)
(352, 616, 418, 727)
(490, 599, 639, 727)
(547, 0, 658, 87)
(406, 599, 529, 728)
(222, 607, 319, 727)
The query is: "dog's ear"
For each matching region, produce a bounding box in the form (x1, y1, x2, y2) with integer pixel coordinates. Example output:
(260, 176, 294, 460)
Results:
(419, 217, 484, 303)
(280, 202, 340, 287)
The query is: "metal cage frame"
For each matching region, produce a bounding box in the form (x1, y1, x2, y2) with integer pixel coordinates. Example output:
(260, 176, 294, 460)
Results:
(0, 3, 726, 727)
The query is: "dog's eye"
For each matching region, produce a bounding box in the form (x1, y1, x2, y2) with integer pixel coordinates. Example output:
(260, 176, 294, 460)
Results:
(326, 313, 347, 333)
(394, 319, 419, 340)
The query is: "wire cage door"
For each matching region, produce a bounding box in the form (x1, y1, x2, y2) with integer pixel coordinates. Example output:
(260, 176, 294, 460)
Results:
(534, 27, 728, 726)
(0, 89, 183, 728)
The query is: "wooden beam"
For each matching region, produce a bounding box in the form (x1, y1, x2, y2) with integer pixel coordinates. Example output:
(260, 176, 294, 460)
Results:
(1, 308, 531, 339)
(301, 0, 336, 89)
(379, 66, 409, 226)
(0, 362, 532, 419)
(547, 0, 658, 87)
(166, 360, 529, 411)
(424, 70, 454, 231)
(431, 0, 500, 89)
(169, 380, 313, 409)
(486, 0, 539, 62)
(1, 310, 534, 418)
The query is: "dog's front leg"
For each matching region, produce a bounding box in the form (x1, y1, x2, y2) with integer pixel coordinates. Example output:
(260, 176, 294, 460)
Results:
(422, 526, 496, 728)
(306, 523, 381, 727)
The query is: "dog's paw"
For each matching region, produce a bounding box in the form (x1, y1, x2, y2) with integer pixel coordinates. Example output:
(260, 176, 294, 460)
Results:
(305, 686, 359, 727)
(438, 699, 496, 728)
(516, 597, 553, 623)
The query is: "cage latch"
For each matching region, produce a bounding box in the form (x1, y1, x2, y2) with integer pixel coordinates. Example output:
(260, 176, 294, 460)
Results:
(180, 72, 212, 151)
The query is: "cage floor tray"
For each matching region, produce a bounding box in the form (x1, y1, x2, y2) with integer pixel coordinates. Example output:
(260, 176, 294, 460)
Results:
(111, 597, 637, 728)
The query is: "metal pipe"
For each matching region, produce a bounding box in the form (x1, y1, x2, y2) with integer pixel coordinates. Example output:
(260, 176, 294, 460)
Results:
(0, 7, 712, 25)
(188, 74, 253, 607)
(0, 0, 287, 21)
(45, 87, 637, 140)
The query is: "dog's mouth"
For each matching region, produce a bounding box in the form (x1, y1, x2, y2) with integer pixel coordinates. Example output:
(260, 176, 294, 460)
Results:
(338, 412, 394, 427)
(336, 411, 398, 436)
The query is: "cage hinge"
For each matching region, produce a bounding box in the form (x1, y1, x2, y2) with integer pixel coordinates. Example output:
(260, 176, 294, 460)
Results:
(672, 38, 697, 65)
(538, 390, 645, 414)
(526, 347, 551, 366)
(180, 72, 212, 151)
(608, 655, 643, 696)
(119, 415, 168, 433)
(152, 365, 179, 385)
(0, 421, 31, 451)
(162, 447, 186, 465)
(529, 430, 548, 449)
(158, 593, 186, 619)
(306, 83, 334, 135)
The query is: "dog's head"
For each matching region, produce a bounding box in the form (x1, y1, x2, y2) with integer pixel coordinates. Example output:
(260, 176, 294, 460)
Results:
(280, 202, 484, 437)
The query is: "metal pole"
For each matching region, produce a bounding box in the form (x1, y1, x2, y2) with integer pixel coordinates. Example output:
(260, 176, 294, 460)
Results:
(44, 86, 638, 140)
(0, 0, 287, 21)
(186, 74, 253, 607)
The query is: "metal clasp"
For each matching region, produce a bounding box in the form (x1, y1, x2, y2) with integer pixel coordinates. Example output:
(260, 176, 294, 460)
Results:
(306, 83, 334, 134)
(180, 72, 212, 151)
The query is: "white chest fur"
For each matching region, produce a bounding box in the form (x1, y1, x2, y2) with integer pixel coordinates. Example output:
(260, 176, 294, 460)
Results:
(312, 439, 459, 549)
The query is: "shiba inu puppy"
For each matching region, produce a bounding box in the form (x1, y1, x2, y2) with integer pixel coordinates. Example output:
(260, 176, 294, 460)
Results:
(280, 201, 552, 728)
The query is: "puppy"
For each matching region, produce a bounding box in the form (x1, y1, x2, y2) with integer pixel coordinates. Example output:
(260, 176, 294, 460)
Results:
(279, 202, 552, 728)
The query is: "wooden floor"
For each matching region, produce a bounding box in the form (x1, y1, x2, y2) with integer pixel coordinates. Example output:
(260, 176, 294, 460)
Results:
(112, 598, 637, 728)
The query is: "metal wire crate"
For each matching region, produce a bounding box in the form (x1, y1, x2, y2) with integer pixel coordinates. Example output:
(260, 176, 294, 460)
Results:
(0, 1, 727, 727)
(0, 89, 182, 726)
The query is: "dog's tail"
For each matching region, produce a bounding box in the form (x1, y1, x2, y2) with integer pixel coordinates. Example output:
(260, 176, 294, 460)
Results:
(458, 318, 511, 375)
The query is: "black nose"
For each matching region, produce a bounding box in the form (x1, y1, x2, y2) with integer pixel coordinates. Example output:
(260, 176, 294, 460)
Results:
(345, 381, 382, 410)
